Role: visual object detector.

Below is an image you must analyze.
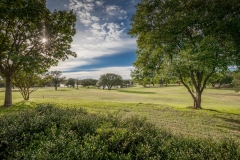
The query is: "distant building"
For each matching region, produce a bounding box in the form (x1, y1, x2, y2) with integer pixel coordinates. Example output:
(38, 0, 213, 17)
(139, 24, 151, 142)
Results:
(60, 84, 65, 87)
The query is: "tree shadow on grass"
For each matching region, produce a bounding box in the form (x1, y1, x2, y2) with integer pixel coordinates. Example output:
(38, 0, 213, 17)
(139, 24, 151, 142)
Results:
(215, 116, 240, 132)
(202, 108, 240, 116)
(203, 108, 222, 113)
(117, 90, 156, 94)
(0, 101, 37, 115)
(54, 89, 70, 91)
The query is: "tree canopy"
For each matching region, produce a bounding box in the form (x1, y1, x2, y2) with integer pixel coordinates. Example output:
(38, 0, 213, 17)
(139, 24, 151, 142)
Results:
(13, 71, 49, 100)
(97, 73, 123, 90)
(66, 78, 76, 88)
(233, 71, 240, 93)
(50, 71, 66, 90)
(81, 78, 98, 88)
(0, 0, 76, 106)
(129, 0, 240, 108)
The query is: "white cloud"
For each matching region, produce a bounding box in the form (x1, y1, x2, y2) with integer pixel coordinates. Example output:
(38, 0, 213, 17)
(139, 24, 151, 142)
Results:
(88, 22, 125, 42)
(50, 38, 137, 76)
(106, 5, 127, 19)
(59, 66, 134, 79)
(52, 0, 137, 79)
(69, 0, 98, 26)
(69, 0, 83, 10)
(106, 5, 119, 16)
(84, 3, 94, 11)
(96, 1, 104, 6)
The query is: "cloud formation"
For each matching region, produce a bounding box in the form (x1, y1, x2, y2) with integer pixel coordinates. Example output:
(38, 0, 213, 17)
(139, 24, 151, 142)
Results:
(69, 0, 98, 26)
(96, 1, 104, 6)
(106, 5, 127, 19)
(88, 22, 125, 42)
(48, 0, 138, 79)
(61, 66, 134, 79)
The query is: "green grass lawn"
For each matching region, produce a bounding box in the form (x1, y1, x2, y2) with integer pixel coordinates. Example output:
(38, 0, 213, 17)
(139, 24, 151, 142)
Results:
(0, 85, 240, 142)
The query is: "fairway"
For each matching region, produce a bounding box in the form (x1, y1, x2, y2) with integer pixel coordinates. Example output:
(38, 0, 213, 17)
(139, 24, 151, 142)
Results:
(0, 85, 240, 142)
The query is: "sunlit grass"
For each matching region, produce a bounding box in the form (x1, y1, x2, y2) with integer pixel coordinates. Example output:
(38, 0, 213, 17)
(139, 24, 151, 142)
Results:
(0, 85, 240, 142)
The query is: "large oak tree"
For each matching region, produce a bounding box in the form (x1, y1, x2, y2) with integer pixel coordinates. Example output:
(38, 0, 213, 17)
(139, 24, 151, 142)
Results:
(129, 0, 240, 109)
(0, 0, 76, 106)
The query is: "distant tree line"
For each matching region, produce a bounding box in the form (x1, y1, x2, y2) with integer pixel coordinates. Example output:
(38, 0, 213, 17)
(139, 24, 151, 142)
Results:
(1, 68, 239, 103)
(131, 69, 240, 90)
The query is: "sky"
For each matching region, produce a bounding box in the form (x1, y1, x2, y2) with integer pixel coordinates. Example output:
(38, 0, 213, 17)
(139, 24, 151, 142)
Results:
(46, 0, 140, 80)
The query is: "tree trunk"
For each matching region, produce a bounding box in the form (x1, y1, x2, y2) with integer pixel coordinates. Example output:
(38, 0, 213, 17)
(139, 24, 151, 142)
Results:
(211, 83, 215, 87)
(179, 74, 203, 109)
(4, 75, 12, 107)
(193, 90, 202, 109)
(55, 85, 57, 90)
(21, 90, 30, 100)
(26, 94, 29, 100)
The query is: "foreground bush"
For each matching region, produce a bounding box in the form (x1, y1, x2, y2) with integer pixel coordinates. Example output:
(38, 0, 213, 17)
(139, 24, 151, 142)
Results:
(0, 104, 239, 159)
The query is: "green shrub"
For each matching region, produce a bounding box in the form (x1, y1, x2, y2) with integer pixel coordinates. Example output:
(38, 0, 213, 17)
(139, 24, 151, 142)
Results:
(0, 104, 239, 159)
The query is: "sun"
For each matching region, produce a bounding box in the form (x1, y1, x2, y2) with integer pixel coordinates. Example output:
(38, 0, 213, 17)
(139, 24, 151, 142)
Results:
(42, 38, 47, 43)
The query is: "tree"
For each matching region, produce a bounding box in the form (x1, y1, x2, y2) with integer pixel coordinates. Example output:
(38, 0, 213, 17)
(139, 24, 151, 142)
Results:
(0, 76, 5, 88)
(233, 71, 240, 93)
(208, 72, 233, 88)
(97, 74, 108, 90)
(218, 74, 233, 87)
(50, 71, 66, 90)
(208, 73, 224, 87)
(96, 81, 104, 89)
(122, 79, 133, 88)
(12, 71, 49, 100)
(97, 73, 123, 90)
(81, 78, 98, 88)
(130, 67, 155, 87)
(0, 0, 76, 107)
(129, 0, 240, 109)
(76, 79, 81, 89)
(66, 78, 76, 88)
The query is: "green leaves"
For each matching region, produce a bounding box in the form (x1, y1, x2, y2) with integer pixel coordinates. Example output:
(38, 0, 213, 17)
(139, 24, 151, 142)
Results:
(0, 0, 76, 75)
(97, 73, 123, 90)
(49, 71, 66, 90)
(81, 78, 98, 88)
(12, 70, 49, 100)
(233, 71, 240, 93)
(0, 0, 77, 106)
(129, 0, 240, 108)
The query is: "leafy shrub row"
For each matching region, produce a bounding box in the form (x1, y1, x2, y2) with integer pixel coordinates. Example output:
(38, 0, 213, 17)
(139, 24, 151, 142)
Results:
(0, 104, 239, 159)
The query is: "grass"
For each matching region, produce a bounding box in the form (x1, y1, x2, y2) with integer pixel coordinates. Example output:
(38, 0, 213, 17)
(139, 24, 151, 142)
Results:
(0, 85, 240, 143)
(1, 105, 239, 159)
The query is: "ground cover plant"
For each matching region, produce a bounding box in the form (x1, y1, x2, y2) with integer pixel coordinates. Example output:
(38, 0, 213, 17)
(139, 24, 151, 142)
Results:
(0, 104, 239, 160)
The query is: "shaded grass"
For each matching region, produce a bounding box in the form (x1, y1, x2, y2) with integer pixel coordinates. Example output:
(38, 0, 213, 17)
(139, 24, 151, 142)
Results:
(0, 101, 37, 115)
(117, 90, 156, 94)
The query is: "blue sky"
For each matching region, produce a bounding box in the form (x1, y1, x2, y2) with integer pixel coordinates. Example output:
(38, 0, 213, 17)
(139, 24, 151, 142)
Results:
(46, 0, 139, 79)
